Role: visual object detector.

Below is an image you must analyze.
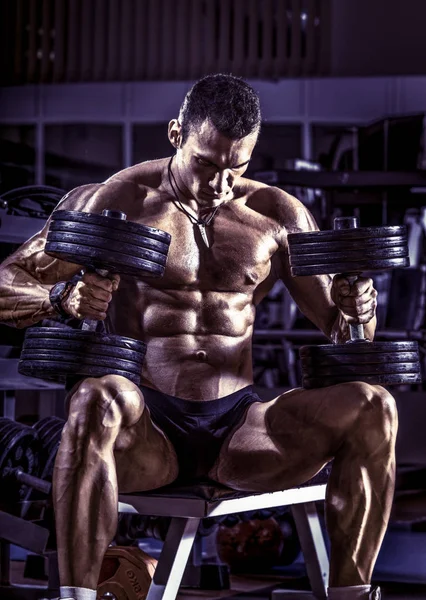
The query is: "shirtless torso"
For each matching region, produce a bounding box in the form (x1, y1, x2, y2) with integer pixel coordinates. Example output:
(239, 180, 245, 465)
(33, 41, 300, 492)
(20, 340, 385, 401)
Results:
(0, 156, 343, 399)
(0, 117, 396, 596)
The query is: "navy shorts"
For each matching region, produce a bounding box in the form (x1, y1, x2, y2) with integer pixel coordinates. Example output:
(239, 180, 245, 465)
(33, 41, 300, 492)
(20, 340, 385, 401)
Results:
(141, 385, 266, 483)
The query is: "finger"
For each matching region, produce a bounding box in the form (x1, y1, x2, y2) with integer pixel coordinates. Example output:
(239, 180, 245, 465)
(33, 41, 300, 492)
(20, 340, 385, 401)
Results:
(338, 291, 376, 311)
(110, 273, 120, 291)
(83, 271, 115, 292)
(82, 286, 112, 303)
(346, 278, 374, 297)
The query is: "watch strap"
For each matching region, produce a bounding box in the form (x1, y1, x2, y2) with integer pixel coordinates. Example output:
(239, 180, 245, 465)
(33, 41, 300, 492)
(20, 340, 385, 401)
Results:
(49, 280, 75, 319)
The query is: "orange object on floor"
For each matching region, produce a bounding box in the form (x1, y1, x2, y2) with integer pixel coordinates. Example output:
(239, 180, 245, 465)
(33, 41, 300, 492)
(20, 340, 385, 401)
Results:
(97, 546, 157, 600)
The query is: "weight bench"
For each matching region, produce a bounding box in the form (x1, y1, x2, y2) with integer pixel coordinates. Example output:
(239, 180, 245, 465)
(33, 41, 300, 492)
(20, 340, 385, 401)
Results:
(118, 467, 331, 600)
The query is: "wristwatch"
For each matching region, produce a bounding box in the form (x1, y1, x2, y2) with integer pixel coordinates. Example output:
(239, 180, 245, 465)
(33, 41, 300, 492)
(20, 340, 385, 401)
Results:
(49, 280, 75, 319)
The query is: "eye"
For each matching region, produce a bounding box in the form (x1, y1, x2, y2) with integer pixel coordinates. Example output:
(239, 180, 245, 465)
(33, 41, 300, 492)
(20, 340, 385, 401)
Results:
(196, 157, 213, 167)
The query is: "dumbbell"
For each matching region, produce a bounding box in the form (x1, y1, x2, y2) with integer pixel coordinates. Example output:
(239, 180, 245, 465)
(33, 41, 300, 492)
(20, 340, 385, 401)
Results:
(288, 216, 422, 388)
(18, 209, 171, 385)
(0, 417, 65, 505)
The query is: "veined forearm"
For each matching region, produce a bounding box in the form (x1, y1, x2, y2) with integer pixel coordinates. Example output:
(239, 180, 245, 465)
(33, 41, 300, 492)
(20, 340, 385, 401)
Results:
(0, 265, 56, 328)
(330, 308, 377, 344)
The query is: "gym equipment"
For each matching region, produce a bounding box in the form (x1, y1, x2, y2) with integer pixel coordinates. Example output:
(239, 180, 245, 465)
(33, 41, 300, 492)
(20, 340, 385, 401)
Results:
(0, 417, 66, 505)
(0, 418, 42, 505)
(288, 217, 422, 388)
(19, 209, 172, 385)
(97, 546, 157, 600)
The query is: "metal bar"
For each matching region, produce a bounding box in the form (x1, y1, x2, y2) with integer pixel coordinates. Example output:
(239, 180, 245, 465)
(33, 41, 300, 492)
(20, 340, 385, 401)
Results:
(0, 510, 49, 554)
(40, 0, 51, 82)
(14, 0, 25, 83)
(146, 0, 161, 78)
(80, 0, 94, 80)
(189, 0, 202, 79)
(147, 517, 200, 600)
(120, 0, 134, 81)
(289, 0, 302, 76)
(53, 0, 66, 82)
(106, 0, 120, 81)
(0, 391, 16, 419)
(175, 0, 189, 79)
(304, 0, 316, 75)
(232, 0, 245, 75)
(161, 0, 176, 80)
(27, 0, 38, 82)
(218, 0, 231, 72)
(318, 0, 331, 75)
(291, 502, 329, 598)
(66, 0, 80, 81)
(259, 0, 274, 78)
(134, 0, 147, 80)
(247, 0, 258, 77)
(93, 0, 107, 81)
(204, 0, 216, 73)
(274, 0, 289, 78)
(119, 483, 327, 519)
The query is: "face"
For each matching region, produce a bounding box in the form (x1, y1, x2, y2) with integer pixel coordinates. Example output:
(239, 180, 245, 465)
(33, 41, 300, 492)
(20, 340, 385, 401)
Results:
(168, 118, 258, 205)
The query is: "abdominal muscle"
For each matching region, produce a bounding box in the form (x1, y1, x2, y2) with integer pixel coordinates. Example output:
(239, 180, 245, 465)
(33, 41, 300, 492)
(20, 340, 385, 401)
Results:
(109, 281, 257, 400)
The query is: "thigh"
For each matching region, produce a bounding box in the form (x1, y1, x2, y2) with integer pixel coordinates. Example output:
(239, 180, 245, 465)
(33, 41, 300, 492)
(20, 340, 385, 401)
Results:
(66, 375, 179, 493)
(209, 382, 370, 492)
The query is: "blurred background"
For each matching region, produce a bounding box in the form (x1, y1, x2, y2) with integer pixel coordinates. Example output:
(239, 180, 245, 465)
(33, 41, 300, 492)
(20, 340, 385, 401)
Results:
(2, 0, 426, 597)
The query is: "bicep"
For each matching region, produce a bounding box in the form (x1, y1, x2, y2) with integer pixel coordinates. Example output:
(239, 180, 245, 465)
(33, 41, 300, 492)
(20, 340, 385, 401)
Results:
(276, 248, 338, 338)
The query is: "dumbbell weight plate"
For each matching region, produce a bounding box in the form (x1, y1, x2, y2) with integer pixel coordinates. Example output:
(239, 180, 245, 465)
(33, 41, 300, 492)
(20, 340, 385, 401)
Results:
(21, 328, 146, 353)
(300, 341, 422, 388)
(302, 362, 421, 377)
(288, 225, 406, 245)
(23, 338, 145, 361)
(287, 235, 407, 254)
(45, 242, 166, 278)
(290, 245, 408, 266)
(0, 418, 40, 505)
(20, 351, 143, 376)
(51, 210, 171, 244)
(19, 329, 147, 385)
(299, 340, 418, 357)
(50, 219, 170, 254)
(33, 417, 65, 482)
(303, 373, 422, 388)
(291, 256, 409, 276)
(47, 232, 167, 266)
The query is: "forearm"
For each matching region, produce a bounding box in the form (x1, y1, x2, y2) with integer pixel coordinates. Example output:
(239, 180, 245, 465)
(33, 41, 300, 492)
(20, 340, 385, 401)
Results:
(0, 264, 57, 328)
(330, 307, 377, 344)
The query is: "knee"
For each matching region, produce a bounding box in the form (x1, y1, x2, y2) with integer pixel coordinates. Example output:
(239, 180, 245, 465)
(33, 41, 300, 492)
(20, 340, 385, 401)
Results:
(346, 381, 398, 447)
(66, 375, 144, 445)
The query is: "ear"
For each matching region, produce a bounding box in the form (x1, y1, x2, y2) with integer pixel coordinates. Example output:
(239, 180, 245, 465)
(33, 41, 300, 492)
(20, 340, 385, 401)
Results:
(168, 119, 182, 149)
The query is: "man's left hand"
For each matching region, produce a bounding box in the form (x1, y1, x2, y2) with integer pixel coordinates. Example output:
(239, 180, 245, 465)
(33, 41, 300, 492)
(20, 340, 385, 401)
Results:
(330, 274, 377, 324)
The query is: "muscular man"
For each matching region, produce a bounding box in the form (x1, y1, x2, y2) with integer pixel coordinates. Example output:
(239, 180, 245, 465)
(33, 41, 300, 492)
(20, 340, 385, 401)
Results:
(0, 74, 395, 600)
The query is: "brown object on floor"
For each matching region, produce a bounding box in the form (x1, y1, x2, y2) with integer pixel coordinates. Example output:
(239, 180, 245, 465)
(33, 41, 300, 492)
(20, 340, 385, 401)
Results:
(97, 546, 157, 600)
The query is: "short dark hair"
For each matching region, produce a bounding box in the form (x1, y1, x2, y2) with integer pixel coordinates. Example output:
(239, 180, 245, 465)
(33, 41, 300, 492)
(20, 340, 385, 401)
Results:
(178, 73, 261, 144)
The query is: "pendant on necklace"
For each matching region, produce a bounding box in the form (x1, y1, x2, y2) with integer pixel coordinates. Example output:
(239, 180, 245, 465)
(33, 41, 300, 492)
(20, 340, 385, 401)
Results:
(197, 223, 210, 248)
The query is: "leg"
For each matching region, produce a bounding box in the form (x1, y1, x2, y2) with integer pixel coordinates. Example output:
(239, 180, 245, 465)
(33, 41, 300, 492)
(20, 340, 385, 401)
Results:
(53, 375, 179, 590)
(209, 382, 397, 587)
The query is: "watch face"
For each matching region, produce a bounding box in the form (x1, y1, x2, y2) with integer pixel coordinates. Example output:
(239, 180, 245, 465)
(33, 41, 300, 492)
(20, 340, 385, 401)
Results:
(51, 281, 67, 303)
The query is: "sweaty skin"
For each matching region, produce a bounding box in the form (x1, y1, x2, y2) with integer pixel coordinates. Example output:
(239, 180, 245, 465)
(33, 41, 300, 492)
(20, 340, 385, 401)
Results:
(0, 119, 396, 591)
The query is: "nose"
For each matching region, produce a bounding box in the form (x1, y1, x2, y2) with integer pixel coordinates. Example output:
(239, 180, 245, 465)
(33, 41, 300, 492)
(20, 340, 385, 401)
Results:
(209, 170, 231, 195)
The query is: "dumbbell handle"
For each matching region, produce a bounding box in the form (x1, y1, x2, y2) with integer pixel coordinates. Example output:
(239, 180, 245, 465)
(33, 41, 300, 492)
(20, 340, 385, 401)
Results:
(334, 217, 366, 343)
(7, 467, 52, 496)
(81, 209, 126, 332)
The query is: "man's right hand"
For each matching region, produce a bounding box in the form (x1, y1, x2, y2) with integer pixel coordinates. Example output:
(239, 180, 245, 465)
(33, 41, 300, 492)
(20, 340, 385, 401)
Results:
(62, 271, 120, 320)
